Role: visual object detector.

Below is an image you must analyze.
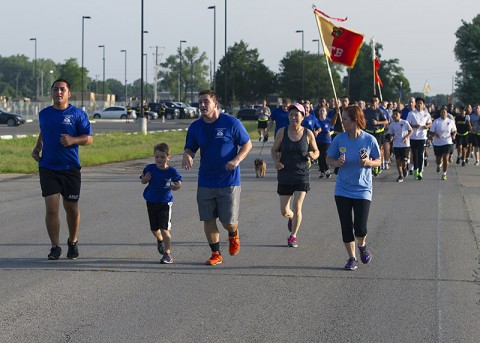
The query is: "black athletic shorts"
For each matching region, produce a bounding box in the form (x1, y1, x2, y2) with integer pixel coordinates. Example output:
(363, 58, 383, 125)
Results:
(277, 183, 310, 196)
(433, 144, 452, 156)
(257, 121, 268, 129)
(455, 135, 469, 147)
(147, 202, 173, 231)
(39, 167, 81, 201)
(367, 131, 385, 145)
(393, 147, 408, 160)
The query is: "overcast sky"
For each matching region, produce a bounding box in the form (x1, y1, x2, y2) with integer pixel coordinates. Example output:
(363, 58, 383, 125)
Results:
(3, 0, 480, 97)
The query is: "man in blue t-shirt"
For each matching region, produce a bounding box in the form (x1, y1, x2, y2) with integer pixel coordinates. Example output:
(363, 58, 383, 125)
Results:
(31, 79, 93, 261)
(264, 97, 292, 139)
(182, 90, 252, 265)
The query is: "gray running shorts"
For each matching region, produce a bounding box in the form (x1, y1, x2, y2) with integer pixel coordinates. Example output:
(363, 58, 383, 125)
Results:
(197, 186, 241, 224)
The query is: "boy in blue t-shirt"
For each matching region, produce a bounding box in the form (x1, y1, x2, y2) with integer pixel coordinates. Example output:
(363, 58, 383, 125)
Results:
(141, 143, 182, 264)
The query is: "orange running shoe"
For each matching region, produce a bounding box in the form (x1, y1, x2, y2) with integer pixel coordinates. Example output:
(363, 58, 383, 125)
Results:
(205, 251, 223, 265)
(228, 231, 240, 256)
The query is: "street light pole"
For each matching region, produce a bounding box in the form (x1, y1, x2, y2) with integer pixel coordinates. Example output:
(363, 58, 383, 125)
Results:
(208, 5, 216, 92)
(150, 46, 165, 103)
(144, 53, 148, 102)
(190, 54, 194, 104)
(296, 30, 304, 99)
(179, 40, 186, 101)
(120, 49, 127, 103)
(312, 39, 321, 97)
(224, 0, 228, 106)
(29, 38, 37, 100)
(98, 45, 105, 103)
(81, 15, 91, 110)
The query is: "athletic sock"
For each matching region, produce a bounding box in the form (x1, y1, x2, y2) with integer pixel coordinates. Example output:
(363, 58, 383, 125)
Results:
(228, 230, 238, 238)
(209, 242, 220, 252)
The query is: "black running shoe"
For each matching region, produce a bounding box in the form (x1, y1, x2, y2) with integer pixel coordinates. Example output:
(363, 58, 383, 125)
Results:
(157, 240, 165, 255)
(48, 246, 62, 260)
(160, 253, 173, 264)
(67, 239, 79, 259)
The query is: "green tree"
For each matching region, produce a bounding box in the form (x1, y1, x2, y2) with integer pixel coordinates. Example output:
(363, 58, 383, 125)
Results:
(215, 41, 276, 105)
(127, 78, 154, 103)
(345, 43, 410, 102)
(278, 50, 343, 101)
(57, 58, 86, 93)
(106, 79, 126, 100)
(0, 55, 33, 98)
(183, 47, 210, 103)
(454, 14, 480, 104)
(158, 46, 210, 103)
(41, 59, 60, 96)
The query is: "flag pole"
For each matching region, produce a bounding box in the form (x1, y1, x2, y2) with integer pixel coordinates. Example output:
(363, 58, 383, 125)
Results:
(378, 83, 383, 102)
(372, 37, 376, 95)
(315, 11, 343, 130)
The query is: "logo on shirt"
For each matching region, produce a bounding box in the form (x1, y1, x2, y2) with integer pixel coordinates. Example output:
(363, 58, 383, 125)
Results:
(215, 128, 226, 138)
(359, 147, 368, 159)
(62, 115, 73, 126)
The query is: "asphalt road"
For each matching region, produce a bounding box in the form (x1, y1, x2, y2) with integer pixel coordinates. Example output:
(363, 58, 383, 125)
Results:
(0, 118, 195, 137)
(1, 141, 479, 342)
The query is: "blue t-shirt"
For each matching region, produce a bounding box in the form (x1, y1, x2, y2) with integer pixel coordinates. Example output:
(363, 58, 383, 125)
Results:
(316, 118, 333, 144)
(39, 105, 92, 170)
(184, 113, 250, 188)
(401, 107, 411, 120)
(271, 107, 290, 136)
(327, 131, 381, 201)
(301, 115, 320, 132)
(142, 164, 182, 203)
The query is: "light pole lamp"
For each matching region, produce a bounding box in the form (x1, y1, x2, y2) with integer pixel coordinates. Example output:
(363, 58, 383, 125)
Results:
(29, 38, 37, 100)
(81, 15, 91, 109)
(121, 49, 127, 103)
(179, 40, 186, 101)
(98, 45, 105, 102)
(208, 5, 216, 92)
(296, 30, 304, 99)
(312, 39, 321, 97)
(144, 53, 148, 102)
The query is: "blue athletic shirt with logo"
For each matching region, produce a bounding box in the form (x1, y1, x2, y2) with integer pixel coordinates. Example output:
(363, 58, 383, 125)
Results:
(327, 131, 380, 201)
(142, 165, 182, 203)
(39, 105, 92, 170)
(301, 115, 320, 132)
(271, 107, 290, 136)
(184, 113, 250, 188)
(316, 118, 333, 144)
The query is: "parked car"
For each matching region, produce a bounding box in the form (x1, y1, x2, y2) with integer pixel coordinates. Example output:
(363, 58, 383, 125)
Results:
(236, 108, 258, 121)
(92, 106, 137, 120)
(0, 109, 26, 126)
(189, 102, 201, 116)
(160, 101, 197, 119)
(148, 102, 180, 120)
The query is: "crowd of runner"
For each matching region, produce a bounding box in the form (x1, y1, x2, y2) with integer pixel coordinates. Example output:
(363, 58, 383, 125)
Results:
(260, 95, 480, 183)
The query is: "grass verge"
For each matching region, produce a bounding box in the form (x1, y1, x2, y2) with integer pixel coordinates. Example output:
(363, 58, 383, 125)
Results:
(0, 122, 257, 174)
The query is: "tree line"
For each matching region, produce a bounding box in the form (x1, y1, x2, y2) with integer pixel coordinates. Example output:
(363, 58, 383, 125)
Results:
(1, 14, 478, 107)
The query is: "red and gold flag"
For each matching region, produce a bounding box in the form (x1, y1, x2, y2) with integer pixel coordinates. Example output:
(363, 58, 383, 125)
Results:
(314, 9, 364, 68)
(374, 54, 383, 87)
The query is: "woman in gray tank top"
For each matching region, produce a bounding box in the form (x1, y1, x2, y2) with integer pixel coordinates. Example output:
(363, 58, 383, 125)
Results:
(271, 103, 319, 248)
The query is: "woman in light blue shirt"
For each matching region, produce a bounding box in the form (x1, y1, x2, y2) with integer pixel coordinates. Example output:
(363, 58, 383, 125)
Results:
(326, 105, 381, 270)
